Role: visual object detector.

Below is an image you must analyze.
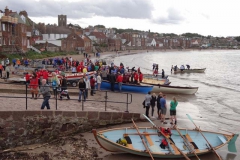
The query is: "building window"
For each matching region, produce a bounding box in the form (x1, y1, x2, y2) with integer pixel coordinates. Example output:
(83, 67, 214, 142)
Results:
(2, 24, 5, 31)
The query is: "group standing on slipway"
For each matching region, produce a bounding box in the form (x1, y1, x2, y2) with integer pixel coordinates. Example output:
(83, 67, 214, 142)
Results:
(143, 91, 178, 125)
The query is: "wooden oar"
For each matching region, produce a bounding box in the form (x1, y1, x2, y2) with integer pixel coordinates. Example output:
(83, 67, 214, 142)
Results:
(131, 119, 154, 160)
(186, 114, 222, 160)
(142, 114, 191, 160)
(174, 126, 201, 160)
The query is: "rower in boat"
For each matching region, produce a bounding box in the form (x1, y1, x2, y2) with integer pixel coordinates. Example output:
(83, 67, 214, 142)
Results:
(180, 65, 185, 71)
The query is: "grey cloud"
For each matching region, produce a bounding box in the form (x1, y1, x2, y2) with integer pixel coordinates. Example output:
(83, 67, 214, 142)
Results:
(152, 8, 185, 24)
(0, 0, 153, 19)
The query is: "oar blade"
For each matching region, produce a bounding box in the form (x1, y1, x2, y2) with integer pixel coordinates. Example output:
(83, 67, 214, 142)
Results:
(142, 114, 156, 127)
(186, 114, 193, 122)
(228, 134, 239, 152)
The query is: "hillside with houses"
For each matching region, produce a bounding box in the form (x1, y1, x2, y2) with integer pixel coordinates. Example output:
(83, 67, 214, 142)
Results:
(0, 6, 239, 55)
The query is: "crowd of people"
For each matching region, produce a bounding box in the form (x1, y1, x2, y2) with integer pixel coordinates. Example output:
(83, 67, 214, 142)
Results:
(22, 55, 148, 110)
(143, 91, 178, 125)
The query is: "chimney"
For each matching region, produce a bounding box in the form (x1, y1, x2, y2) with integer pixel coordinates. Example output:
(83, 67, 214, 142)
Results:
(5, 6, 9, 16)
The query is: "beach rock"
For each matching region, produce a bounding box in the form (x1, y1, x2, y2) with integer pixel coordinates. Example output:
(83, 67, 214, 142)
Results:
(0, 135, 101, 160)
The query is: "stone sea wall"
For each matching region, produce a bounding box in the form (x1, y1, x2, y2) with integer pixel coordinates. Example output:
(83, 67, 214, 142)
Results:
(0, 111, 140, 150)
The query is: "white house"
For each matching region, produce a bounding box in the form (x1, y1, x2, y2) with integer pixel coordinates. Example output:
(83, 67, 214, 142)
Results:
(42, 34, 68, 41)
(35, 40, 62, 47)
(146, 38, 156, 46)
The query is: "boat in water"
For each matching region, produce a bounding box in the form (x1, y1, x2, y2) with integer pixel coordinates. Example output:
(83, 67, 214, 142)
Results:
(100, 80, 153, 94)
(174, 68, 206, 74)
(141, 79, 198, 95)
(93, 126, 238, 159)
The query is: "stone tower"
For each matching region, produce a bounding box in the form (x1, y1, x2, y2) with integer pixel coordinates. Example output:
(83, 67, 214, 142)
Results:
(58, 15, 67, 27)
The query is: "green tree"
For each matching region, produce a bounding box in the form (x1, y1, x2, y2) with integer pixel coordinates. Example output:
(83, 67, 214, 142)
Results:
(94, 25, 105, 28)
(235, 36, 240, 42)
(181, 33, 205, 38)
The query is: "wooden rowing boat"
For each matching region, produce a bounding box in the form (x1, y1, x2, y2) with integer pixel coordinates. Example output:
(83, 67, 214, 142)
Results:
(174, 68, 206, 74)
(141, 79, 198, 95)
(92, 127, 237, 159)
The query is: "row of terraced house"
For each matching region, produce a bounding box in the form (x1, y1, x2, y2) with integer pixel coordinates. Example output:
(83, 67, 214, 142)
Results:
(0, 6, 239, 55)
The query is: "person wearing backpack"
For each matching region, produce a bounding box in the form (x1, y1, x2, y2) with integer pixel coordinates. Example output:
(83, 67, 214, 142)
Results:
(51, 72, 60, 99)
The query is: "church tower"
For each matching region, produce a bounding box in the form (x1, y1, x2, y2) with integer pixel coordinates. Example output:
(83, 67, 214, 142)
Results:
(58, 15, 67, 27)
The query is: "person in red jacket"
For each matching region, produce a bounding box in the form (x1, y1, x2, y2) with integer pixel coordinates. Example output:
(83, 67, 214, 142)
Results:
(36, 70, 41, 88)
(134, 72, 139, 84)
(25, 72, 30, 84)
(137, 67, 141, 73)
(77, 65, 82, 73)
(90, 76, 95, 96)
(29, 73, 39, 99)
(42, 69, 49, 84)
(116, 73, 123, 91)
(139, 72, 143, 83)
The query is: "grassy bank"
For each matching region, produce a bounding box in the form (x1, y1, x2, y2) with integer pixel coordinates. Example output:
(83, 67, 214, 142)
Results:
(0, 51, 80, 61)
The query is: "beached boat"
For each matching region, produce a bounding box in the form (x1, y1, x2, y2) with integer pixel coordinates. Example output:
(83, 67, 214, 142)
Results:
(141, 79, 198, 94)
(48, 71, 95, 87)
(100, 80, 153, 94)
(174, 68, 206, 74)
(142, 75, 170, 85)
(92, 126, 237, 159)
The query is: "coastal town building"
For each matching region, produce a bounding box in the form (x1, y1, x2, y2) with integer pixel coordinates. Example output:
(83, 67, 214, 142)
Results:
(146, 38, 156, 47)
(0, 7, 240, 54)
(0, 13, 2, 53)
(88, 32, 107, 45)
(0, 6, 23, 54)
(58, 15, 67, 27)
(81, 35, 92, 53)
(61, 32, 84, 52)
(18, 10, 42, 51)
(108, 38, 121, 51)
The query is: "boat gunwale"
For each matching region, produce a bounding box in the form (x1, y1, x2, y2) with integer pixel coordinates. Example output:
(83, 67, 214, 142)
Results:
(101, 80, 154, 88)
(141, 82, 199, 90)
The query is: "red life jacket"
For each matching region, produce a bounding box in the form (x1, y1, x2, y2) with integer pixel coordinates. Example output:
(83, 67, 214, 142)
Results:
(162, 139, 168, 146)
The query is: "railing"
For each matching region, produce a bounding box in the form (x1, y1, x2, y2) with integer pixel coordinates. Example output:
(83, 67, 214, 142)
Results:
(30, 46, 41, 54)
(0, 82, 133, 112)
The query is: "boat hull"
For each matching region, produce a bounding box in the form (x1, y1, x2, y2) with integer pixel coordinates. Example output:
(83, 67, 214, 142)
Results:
(93, 127, 234, 159)
(141, 83, 198, 94)
(141, 78, 198, 94)
(100, 81, 153, 94)
(174, 68, 206, 74)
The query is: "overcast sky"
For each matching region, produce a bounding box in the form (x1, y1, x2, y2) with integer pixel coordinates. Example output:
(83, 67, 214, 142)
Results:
(1, 0, 240, 37)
